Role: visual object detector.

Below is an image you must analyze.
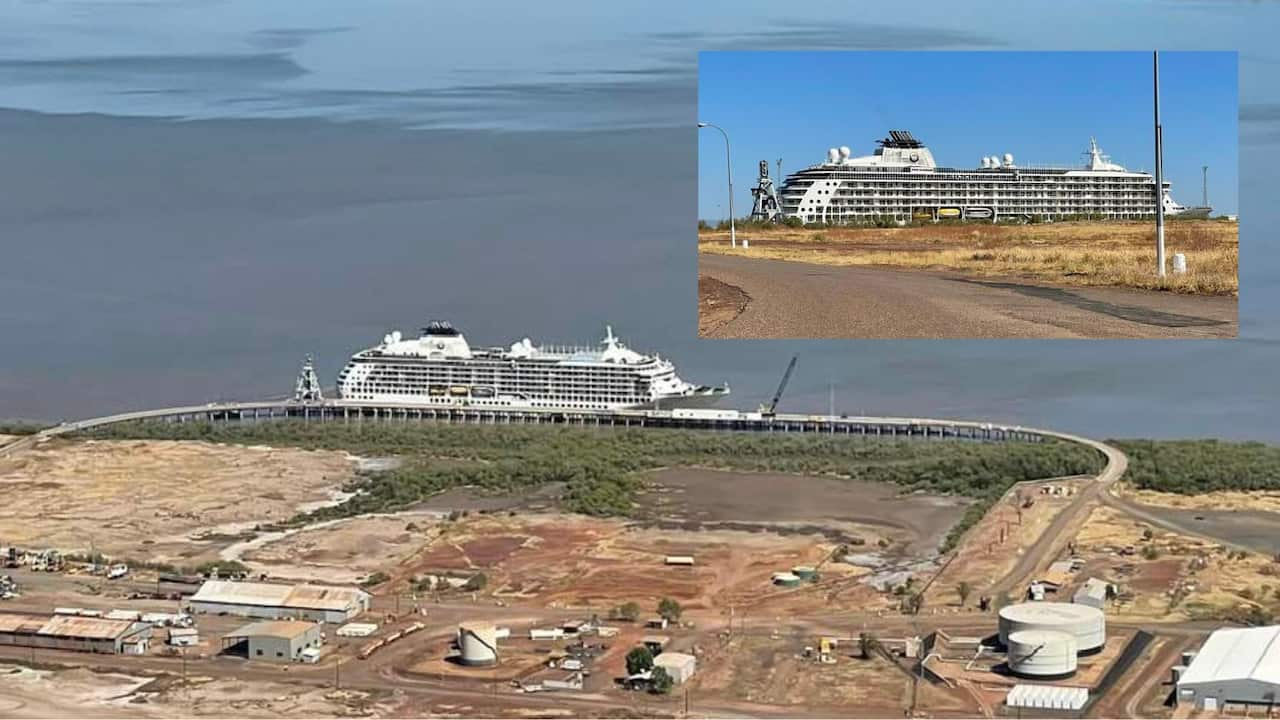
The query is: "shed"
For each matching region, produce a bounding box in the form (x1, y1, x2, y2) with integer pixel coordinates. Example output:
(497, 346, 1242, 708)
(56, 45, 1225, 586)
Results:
(222, 620, 322, 663)
(0, 612, 152, 654)
(336, 622, 378, 638)
(167, 627, 200, 647)
(1006, 684, 1088, 711)
(189, 580, 370, 623)
(641, 635, 670, 653)
(654, 651, 696, 683)
(664, 556, 695, 566)
(1072, 578, 1113, 609)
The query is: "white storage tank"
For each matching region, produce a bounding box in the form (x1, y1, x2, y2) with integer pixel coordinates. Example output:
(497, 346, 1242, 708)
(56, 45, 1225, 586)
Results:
(458, 622, 498, 666)
(998, 602, 1105, 654)
(1006, 630, 1078, 679)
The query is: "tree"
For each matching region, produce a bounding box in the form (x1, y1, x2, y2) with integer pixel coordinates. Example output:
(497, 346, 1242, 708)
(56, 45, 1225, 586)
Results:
(649, 666, 674, 695)
(657, 597, 683, 623)
(615, 601, 641, 622)
(858, 632, 879, 660)
(956, 581, 972, 607)
(462, 572, 487, 592)
(626, 646, 654, 676)
(902, 591, 924, 616)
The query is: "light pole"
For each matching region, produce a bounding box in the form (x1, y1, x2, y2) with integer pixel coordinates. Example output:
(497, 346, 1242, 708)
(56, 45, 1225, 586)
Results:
(698, 122, 737, 249)
(1154, 51, 1166, 278)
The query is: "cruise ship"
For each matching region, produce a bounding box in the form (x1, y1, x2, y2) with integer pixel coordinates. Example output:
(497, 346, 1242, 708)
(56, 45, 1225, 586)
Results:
(335, 322, 729, 411)
(779, 131, 1208, 224)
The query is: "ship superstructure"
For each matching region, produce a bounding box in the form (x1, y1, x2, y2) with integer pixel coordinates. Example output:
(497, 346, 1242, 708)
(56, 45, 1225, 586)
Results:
(779, 131, 1207, 224)
(336, 322, 729, 411)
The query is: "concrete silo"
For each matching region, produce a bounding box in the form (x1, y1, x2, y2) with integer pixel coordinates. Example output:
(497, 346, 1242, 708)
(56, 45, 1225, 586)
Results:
(998, 602, 1105, 654)
(457, 622, 499, 666)
(1006, 630, 1079, 679)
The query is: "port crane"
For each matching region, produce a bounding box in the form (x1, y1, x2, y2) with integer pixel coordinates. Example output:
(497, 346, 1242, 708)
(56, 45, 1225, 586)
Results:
(759, 355, 797, 417)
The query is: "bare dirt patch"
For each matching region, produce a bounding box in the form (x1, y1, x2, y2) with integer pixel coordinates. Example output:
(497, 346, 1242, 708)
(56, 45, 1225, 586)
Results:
(638, 468, 968, 557)
(0, 439, 356, 564)
(700, 220, 1238, 295)
(242, 512, 441, 583)
(1071, 505, 1280, 623)
(692, 631, 975, 715)
(382, 512, 874, 616)
(698, 275, 749, 336)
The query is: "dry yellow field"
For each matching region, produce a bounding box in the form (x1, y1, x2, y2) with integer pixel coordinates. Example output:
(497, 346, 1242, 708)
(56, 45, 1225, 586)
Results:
(1072, 506, 1280, 624)
(0, 438, 356, 563)
(698, 220, 1237, 295)
(1121, 486, 1280, 514)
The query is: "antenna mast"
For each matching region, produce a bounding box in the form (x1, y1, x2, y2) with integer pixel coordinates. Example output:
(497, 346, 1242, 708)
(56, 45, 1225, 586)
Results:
(1203, 165, 1209, 208)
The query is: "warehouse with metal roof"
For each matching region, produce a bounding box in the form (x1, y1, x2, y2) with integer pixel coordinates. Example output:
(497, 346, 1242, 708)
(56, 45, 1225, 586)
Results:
(0, 611, 153, 654)
(1177, 625, 1280, 712)
(189, 580, 371, 623)
(221, 620, 322, 663)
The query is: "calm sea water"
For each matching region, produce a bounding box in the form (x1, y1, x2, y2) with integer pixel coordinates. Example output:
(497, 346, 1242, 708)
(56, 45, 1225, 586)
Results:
(0, 1, 1277, 441)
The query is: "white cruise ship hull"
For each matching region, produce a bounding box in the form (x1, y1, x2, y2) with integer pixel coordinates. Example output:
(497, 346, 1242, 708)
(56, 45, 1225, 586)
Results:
(332, 388, 728, 412)
(335, 322, 729, 412)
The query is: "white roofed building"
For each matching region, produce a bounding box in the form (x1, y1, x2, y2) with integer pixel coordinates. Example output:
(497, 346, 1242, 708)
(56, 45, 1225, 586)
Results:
(189, 580, 370, 623)
(1177, 626, 1280, 711)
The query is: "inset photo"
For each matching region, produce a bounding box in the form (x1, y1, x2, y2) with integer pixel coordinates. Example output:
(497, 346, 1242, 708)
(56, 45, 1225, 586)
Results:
(697, 51, 1238, 339)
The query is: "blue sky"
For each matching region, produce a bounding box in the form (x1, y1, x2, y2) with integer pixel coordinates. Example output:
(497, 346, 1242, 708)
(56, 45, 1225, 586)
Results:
(698, 51, 1238, 217)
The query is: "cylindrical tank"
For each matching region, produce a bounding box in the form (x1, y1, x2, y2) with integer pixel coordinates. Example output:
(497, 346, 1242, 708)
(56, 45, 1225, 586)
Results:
(792, 565, 817, 581)
(458, 622, 498, 666)
(1006, 630, 1078, 679)
(998, 602, 1105, 654)
(772, 572, 801, 587)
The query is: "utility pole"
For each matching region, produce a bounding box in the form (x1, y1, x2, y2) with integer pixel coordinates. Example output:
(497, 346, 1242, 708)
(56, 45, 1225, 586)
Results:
(1154, 51, 1166, 278)
(1203, 165, 1209, 207)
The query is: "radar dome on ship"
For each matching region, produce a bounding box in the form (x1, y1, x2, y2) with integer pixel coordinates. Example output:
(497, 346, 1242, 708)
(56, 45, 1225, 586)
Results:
(839, 146, 851, 159)
(981, 157, 992, 169)
(827, 147, 840, 163)
(1003, 153, 1014, 167)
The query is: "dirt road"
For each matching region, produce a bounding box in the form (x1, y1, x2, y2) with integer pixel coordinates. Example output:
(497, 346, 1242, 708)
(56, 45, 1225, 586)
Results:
(698, 254, 1238, 339)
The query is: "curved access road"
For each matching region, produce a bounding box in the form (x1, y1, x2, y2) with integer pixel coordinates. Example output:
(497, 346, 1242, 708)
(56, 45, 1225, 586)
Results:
(699, 254, 1237, 339)
(982, 432, 1129, 597)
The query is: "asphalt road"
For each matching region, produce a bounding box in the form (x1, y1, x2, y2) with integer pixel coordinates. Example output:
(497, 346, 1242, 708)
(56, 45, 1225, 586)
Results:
(699, 254, 1238, 339)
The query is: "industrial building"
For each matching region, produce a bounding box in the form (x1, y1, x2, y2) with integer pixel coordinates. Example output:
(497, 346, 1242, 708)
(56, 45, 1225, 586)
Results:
(1072, 578, 1114, 609)
(189, 580, 370, 623)
(998, 602, 1105, 654)
(1177, 625, 1280, 711)
(653, 651, 697, 684)
(1006, 630, 1078, 679)
(222, 620, 322, 663)
(0, 612, 152, 654)
(167, 627, 199, 647)
(457, 622, 499, 666)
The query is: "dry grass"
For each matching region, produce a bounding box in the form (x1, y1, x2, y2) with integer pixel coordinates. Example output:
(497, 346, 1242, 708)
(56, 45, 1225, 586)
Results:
(698, 220, 1238, 295)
